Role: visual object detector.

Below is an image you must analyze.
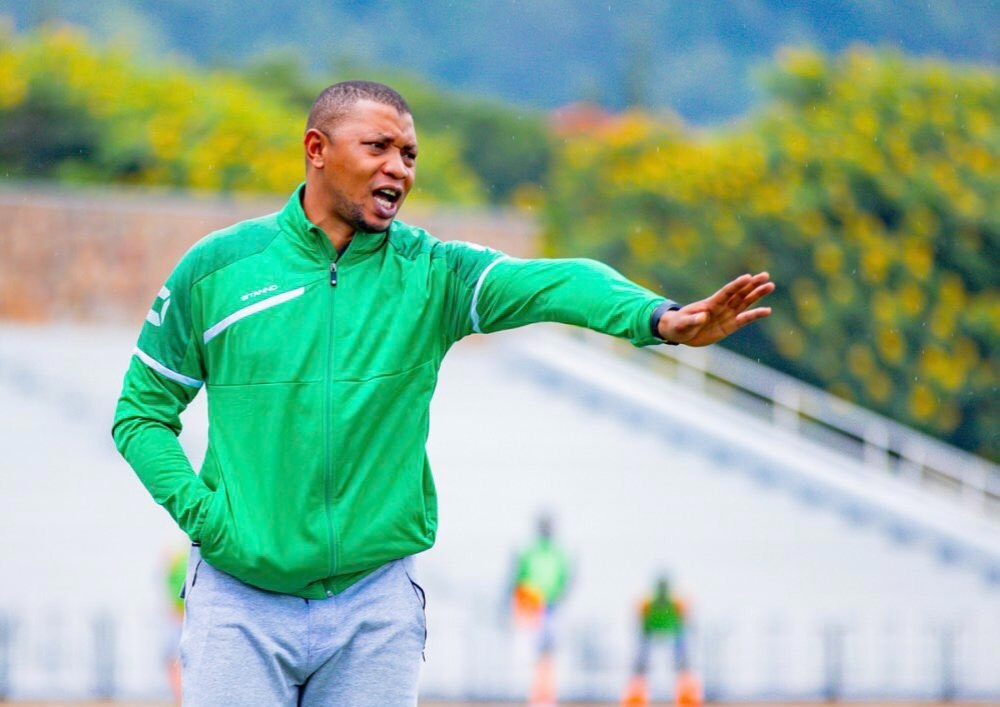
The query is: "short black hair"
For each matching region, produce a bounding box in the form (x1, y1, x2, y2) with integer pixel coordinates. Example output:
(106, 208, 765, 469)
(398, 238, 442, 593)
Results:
(306, 80, 411, 133)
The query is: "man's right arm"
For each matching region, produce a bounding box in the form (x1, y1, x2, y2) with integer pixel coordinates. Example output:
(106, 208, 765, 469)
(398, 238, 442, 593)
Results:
(113, 360, 213, 540)
(111, 254, 214, 541)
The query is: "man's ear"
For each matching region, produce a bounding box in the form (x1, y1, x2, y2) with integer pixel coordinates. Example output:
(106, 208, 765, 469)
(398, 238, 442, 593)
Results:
(304, 128, 326, 168)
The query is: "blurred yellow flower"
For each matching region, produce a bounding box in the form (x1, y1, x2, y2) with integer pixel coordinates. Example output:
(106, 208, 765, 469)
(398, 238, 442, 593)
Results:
(872, 290, 897, 324)
(929, 305, 957, 340)
(828, 275, 856, 306)
(778, 46, 826, 80)
(866, 369, 893, 402)
(792, 278, 823, 328)
(776, 325, 806, 358)
(859, 244, 890, 284)
(813, 241, 844, 276)
(938, 273, 968, 310)
(909, 383, 938, 420)
(900, 239, 933, 279)
(628, 226, 659, 260)
(847, 343, 875, 377)
(899, 281, 926, 318)
(876, 327, 905, 364)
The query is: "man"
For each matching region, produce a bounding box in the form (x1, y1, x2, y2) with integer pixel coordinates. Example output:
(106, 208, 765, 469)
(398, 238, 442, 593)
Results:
(113, 80, 774, 705)
(510, 514, 572, 706)
(621, 576, 700, 706)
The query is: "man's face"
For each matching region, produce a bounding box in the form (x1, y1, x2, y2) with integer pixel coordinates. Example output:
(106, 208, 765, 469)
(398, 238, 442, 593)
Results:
(314, 99, 417, 235)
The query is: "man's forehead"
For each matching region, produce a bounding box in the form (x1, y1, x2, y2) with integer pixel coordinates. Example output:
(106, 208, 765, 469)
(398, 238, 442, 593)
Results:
(341, 99, 415, 137)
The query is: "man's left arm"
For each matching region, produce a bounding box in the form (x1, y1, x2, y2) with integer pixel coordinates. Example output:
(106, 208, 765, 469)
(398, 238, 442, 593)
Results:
(470, 256, 667, 346)
(471, 255, 773, 347)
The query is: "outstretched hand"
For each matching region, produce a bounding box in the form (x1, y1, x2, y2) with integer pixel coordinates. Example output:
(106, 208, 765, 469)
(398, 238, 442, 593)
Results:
(656, 272, 774, 347)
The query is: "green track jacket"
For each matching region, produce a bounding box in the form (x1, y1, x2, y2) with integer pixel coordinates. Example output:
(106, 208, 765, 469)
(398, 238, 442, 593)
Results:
(113, 184, 667, 599)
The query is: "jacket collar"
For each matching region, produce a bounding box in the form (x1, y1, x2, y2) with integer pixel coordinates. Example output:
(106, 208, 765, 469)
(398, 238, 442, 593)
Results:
(278, 183, 390, 262)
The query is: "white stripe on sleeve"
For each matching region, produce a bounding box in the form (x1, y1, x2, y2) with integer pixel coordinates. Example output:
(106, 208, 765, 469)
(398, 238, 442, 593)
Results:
(133, 347, 203, 389)
(470, 256, 508, 334)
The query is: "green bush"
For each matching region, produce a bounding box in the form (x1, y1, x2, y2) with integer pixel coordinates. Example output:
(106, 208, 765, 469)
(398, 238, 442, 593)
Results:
(541, 47, 999, 461)
(0, 22, 487, 203)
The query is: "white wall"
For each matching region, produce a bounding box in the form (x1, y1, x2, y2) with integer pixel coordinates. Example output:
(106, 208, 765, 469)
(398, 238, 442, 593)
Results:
(1, 323, 998, 700)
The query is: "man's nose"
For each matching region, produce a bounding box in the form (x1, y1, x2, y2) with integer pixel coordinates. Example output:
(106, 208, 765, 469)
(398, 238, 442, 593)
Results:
(383, 150, 411, 178)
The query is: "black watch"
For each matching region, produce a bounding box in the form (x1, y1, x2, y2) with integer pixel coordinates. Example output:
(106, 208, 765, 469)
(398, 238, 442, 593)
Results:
(650, 299, 682, 345)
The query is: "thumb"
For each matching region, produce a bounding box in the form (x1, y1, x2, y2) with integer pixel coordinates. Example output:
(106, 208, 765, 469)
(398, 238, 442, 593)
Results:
(678, 310, 708, 331)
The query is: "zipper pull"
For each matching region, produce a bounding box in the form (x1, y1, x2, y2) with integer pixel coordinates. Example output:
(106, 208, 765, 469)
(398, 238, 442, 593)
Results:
(329, 262, 338, 287)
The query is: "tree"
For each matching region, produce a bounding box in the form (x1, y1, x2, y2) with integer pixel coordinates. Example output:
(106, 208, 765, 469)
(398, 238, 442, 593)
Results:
(541, 47, 999, 460)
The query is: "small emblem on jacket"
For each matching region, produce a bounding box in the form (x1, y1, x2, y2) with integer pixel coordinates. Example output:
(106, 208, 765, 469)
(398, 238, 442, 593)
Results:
(241, 284, 279, 301)
(146, 285, 171, 326)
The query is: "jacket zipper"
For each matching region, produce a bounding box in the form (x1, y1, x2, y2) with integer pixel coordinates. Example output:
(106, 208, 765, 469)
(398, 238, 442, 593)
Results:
(324, 259, 338, 594)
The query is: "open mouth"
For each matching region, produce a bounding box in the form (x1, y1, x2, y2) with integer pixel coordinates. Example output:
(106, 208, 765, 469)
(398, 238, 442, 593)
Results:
(373, 187, 402, 217)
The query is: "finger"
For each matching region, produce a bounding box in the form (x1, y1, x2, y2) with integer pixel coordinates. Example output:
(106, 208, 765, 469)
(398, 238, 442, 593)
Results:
(723, 274, 774, 310)
(710, 273, 755, 307)
(733, 306, 772, 326)
(723, 278, 762, 309)
(739, 281, 776, 309)
(724, 271, 771, 301)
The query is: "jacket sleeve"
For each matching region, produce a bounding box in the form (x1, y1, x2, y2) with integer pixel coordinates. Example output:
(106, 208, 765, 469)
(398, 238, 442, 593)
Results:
(111, 252, 214, 542)
(468, 255, 668, 346)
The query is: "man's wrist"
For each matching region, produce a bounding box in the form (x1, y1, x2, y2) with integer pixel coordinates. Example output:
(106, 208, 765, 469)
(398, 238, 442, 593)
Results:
(650, 299, 682, 345)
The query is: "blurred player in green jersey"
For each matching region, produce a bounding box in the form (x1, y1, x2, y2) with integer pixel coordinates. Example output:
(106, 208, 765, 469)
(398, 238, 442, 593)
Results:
(510, 514, 572, 707)
(621, 575, 702, 706)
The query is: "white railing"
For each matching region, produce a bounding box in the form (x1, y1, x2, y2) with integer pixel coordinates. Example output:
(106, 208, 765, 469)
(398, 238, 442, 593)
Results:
(574, 331, 1000, 521)
(4, 605, 996, 701)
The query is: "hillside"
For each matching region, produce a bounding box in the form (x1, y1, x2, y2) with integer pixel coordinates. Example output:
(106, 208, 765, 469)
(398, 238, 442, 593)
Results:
(1, 0, 997, 124)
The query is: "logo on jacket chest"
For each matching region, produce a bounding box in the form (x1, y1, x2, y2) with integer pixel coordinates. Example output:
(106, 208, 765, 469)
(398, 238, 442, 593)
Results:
(241, 284, 279, 301)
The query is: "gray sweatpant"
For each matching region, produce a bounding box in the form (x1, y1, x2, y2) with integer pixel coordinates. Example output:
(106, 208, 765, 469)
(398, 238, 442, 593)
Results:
(180, 546, 427, 706)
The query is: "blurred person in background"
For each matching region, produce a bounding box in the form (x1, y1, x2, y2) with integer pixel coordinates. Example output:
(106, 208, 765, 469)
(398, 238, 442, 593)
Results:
(621, 574, 702, 706)
(509, 513, 573, 707)
(163, 548, 186, 704)
(112, 79, 773, 705)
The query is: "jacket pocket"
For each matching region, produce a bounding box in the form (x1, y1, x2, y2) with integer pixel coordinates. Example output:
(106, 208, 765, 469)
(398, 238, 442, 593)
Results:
(196, 481, 229, 552)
